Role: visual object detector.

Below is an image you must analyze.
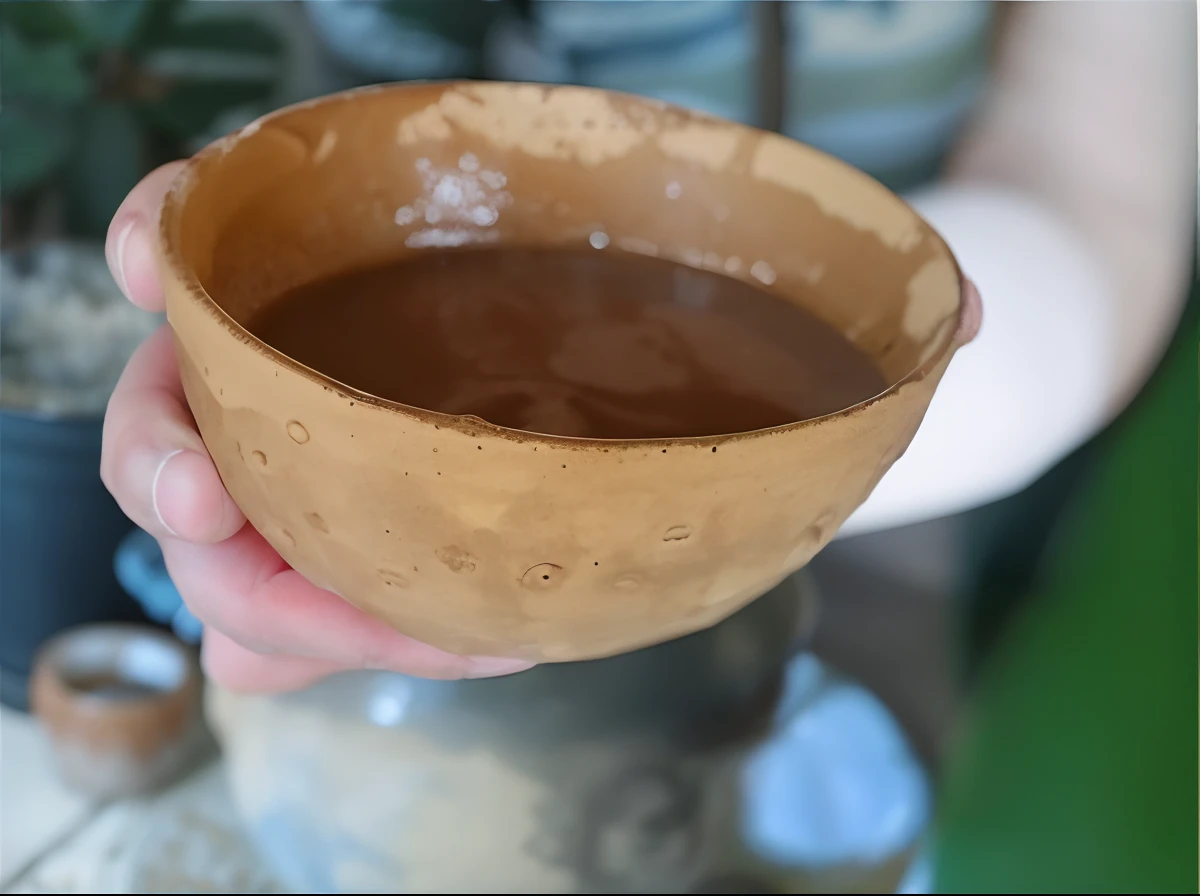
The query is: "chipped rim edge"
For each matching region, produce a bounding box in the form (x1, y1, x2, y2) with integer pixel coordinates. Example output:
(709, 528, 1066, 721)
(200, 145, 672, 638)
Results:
(158, 80, 966, 451)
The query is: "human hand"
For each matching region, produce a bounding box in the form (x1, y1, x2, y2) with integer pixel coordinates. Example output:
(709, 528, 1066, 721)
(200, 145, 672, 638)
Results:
(956, 277, 983, 348)
(100, 162, 536, 693)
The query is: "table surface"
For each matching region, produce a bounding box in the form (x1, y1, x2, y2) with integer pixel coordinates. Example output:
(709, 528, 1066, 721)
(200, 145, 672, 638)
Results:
(1, 532, 961, 894)
(0, 705, 282, 894)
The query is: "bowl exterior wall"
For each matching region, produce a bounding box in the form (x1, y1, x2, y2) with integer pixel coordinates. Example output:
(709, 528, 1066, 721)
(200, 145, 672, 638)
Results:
(165, 283, 947, 662)
(159, 82, 961, 662)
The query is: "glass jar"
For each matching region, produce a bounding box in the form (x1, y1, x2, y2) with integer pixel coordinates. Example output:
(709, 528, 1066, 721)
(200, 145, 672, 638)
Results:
(203, 573, 929, 893)
(117, 530, 929, 893)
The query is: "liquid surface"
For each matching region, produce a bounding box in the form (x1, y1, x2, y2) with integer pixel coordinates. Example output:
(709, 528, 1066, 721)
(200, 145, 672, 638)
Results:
(64, 672, 166, 701)
(250, 248, 885, 440)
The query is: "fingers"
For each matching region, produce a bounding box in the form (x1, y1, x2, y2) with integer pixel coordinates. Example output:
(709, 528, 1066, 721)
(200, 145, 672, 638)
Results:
(955, 278, 984, 347)
(102, 161, 242, 543)
(102, 331, 526, 691)
(201, 630, 350, 694)
(161, 525, 536, 683)
(106, 161, 187, 312)
(101, 325, 245, 543)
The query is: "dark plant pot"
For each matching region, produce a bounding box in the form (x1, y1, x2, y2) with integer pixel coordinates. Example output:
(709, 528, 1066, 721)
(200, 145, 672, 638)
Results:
(0, 409, 143, 710)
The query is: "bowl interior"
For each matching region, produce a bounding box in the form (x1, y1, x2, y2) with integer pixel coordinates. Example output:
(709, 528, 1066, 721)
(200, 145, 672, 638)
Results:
(163, 82, 960, 415)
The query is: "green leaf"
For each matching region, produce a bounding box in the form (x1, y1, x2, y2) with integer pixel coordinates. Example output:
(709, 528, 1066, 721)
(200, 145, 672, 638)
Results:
(62, 102, 147, 239)
(0, 106, 73, 195)
(157, 16, 284, 57)
(135, 14, 283, 139)
(0, 2, 86, 46)
(63, 0, 153, 50)
(0, 26, 91, 105)
(141, 76, 275, 139)
(132, 0, 190, 51)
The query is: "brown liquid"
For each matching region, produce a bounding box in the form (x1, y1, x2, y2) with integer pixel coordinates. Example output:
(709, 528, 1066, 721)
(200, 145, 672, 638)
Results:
(250, 248, 885, 440)
(63, 672, 165, 701)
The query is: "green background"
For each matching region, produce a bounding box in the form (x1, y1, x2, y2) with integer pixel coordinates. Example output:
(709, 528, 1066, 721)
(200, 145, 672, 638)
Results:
(935, 275, 1199, 893)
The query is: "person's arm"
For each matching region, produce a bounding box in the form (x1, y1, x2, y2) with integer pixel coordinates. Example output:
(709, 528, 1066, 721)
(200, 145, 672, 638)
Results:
(841, 0, 1196, 537)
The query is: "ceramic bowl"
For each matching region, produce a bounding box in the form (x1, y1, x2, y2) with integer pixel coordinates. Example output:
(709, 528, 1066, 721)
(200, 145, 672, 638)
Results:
(157, 82, 964, 662)
(30, 624, 202, 798)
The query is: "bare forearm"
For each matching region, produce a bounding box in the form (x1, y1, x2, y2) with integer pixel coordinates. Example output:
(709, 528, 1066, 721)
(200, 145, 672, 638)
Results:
(950, 0, 1195, 408)
(843, 0, 1195, 537)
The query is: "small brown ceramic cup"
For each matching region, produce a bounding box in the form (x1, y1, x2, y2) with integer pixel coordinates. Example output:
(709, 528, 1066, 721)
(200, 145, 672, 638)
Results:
(30, 624, 202, 799)
(157, 82, 965, 663)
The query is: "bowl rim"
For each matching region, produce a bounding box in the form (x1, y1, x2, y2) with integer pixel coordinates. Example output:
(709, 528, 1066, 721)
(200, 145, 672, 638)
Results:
(158, 80, 966, 451)
(32, 623, 197, 714)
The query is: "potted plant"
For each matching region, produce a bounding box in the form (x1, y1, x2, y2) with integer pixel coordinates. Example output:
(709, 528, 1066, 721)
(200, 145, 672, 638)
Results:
(0, 0, 284, 710)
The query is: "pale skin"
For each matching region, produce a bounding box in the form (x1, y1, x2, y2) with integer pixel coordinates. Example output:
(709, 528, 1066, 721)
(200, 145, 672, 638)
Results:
(844, 0, 1193, 535)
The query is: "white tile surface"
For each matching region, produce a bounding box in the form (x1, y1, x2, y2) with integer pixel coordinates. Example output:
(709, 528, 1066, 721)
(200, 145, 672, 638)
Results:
(0, 706, 94, 888)
(0, 721, 273, 896)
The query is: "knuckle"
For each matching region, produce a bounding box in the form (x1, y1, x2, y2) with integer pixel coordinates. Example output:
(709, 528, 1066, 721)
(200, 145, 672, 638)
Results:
(100, 424, 139, 505)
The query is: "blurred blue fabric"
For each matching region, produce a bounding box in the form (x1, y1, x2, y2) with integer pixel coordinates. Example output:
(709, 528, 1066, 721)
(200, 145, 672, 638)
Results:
(897, 845, 934, 894)
(114, 528, 203, 644)
(741, 654, 931, 871)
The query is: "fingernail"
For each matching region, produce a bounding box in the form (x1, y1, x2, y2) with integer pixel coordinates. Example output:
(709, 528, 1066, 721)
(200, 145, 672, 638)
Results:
(111, 218, 137, 298)
(464, 656, 536, 679)
(151, 448, 185, 537)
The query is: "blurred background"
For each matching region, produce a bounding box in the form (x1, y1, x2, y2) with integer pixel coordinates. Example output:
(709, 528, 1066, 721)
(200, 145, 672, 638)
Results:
(1, 1, 1195, 893)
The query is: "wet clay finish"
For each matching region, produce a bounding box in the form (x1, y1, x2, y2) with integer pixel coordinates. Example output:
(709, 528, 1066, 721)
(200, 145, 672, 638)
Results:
(158, 82, 965, 662)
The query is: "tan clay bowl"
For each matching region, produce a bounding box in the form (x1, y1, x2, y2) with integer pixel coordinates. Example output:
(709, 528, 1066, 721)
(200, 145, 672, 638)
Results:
(157, 82, 965, 663)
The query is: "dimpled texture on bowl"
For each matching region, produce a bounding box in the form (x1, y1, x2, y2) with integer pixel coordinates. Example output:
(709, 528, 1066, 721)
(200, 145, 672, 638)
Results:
(158, 82, 963, 662)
